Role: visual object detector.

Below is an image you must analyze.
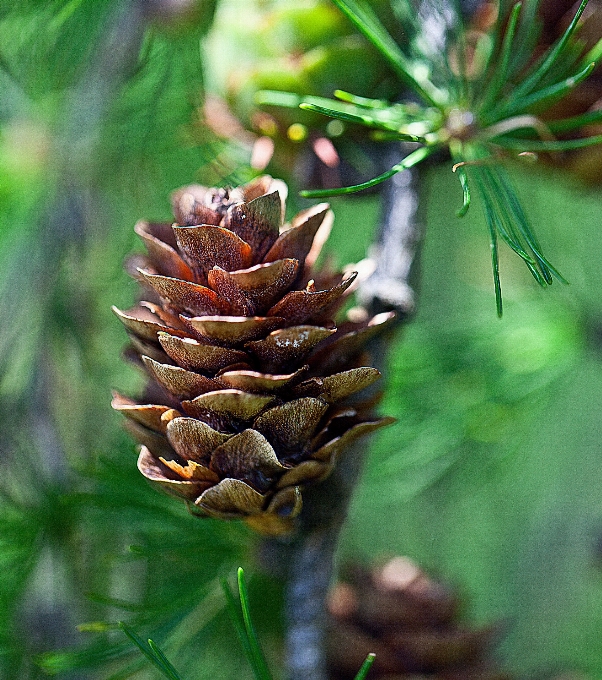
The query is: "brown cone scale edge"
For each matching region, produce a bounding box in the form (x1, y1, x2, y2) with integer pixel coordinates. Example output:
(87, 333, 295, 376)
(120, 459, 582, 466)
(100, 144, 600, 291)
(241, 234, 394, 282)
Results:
(113, 175, 394, 535)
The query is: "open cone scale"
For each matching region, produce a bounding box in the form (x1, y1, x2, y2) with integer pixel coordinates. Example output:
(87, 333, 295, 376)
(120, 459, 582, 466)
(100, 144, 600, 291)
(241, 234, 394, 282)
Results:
(113, 176, 393, 535)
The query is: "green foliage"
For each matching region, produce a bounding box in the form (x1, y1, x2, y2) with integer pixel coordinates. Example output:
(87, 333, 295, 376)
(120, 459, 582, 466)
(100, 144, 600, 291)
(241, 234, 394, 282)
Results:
(119, 568, 377, 680)
(0, 1, 253, 677)
(262, 0, 602, 313)
(343, 164, 602, 678)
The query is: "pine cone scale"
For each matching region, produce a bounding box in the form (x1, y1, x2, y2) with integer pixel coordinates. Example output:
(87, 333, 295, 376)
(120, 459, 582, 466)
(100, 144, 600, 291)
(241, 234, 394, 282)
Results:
(112, 305, 186, 342)
(206, 258, 300, 315)
(135, 221, 194, 280)
(138, 270, 231, 316)
(158, 332, 249, 372)
(142, 356, 223, 399)
(253, 397, 329, 462)
(218, 366, 307, 393)
(137, 447, 210, 500)
(209, 429, 286, 491)
(112, 395, 171, 431)
(197, 477, 266, 518)
(183, 315, 285, 345)
(160, 457, 219, 483)
(174, 224, 254, 282)
(166, 417, 231, 462)
(266, 271, 357, 325)
(262, 203, 330, 264)
(223, 191, 282, 258)
(182, 389, 275, 422)
(245, 325, 336, 372)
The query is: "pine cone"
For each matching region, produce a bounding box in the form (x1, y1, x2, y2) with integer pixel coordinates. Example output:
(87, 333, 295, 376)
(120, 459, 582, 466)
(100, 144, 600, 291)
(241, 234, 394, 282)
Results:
(112, 176, 394, 535)
(327, 557, 510, 680)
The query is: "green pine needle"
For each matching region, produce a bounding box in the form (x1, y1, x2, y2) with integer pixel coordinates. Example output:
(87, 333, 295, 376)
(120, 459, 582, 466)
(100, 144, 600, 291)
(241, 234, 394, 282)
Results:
(237, 568, 273, 680)
(353, 652, 376, 680)
(221, 578, 257, 673)
(480, 1, 522, 110)
(547, 109, 602, 133)
(580, 35, 602, 68)
(221, 570, 273, 680)
(255, 90, 306, 109)
(370, 130, 425, 142)
(298, 101, 423, 139)
(334, 89, 390, 109)
(148, 641, 183, 680)
(475, 172, 503, 317)
(493, 133, 602, 152)
(300, 145, 435, 198)
(510, 0, 590, 101)
(330, 0, 442, 106)
(479, 166, 548, 282)
(496, 169, 567, 283)
(454, 165, 471, 217)
(495, 61, 596, 118)
(119, 623, 183, 680)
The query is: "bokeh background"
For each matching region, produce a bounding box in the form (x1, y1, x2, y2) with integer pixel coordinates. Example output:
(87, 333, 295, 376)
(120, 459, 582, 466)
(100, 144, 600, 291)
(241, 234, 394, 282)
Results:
(1, 0, 602, 678)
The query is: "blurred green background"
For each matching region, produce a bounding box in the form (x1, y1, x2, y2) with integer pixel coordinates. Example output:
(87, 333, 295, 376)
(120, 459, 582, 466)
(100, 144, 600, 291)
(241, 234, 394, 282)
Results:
(1, 0, 602, 678)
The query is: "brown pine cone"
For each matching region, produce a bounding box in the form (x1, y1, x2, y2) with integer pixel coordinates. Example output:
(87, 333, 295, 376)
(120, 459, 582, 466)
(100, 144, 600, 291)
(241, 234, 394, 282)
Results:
(327, 557, 510, 680)
(112, 176, 394, 535)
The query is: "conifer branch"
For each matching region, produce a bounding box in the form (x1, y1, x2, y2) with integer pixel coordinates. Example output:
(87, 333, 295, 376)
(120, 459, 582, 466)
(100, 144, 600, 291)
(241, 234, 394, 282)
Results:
(282, 146, 425, 680)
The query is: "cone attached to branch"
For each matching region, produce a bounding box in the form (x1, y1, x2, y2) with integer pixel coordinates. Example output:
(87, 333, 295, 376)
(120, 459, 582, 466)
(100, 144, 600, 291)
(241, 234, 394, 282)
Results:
(327, 556, 509, 680)
(113, 176, 393, 535)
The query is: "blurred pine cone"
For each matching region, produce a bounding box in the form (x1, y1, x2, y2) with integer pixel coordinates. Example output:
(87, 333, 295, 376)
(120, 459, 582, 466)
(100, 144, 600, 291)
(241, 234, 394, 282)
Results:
(112, 176, 393, 535)
(327, 556, 509, 680)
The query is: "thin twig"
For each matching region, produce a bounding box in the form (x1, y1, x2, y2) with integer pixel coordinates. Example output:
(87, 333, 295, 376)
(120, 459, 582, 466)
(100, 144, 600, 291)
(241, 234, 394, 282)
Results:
(357, 147, 425, 319)
(280, 0, 467, 673)
(283, 148, 426, 680)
